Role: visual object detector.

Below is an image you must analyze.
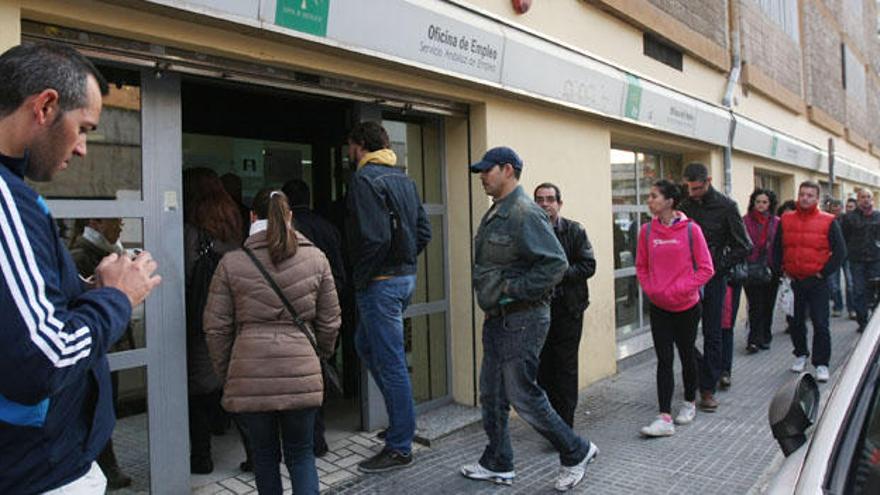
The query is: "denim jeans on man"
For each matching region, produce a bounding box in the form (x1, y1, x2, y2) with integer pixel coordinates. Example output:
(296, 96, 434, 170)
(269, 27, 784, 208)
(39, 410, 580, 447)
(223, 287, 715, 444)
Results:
(844, 261, 855, 313)
(237, 408, 319, 495)
(850, 260, 880, 327)
(790, 277, 831, 366)
(828, 267, 844, 312)
(695, 273, 726, 393)
(479, 305, 589, 472)
(355, 275, 417, 454)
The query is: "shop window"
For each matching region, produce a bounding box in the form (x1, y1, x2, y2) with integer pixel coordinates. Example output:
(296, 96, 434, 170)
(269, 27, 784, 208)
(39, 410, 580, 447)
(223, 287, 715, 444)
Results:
(754, 171, 782, 196)
(611, 148, 682, 345)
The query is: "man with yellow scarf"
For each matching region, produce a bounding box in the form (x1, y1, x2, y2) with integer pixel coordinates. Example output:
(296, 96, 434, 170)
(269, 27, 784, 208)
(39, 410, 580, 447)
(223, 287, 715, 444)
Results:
(345, 122, 432, 473)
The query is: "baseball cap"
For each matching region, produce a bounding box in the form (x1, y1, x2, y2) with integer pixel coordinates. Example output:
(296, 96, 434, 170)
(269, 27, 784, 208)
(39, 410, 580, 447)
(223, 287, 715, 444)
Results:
(469, 146, 523, 173)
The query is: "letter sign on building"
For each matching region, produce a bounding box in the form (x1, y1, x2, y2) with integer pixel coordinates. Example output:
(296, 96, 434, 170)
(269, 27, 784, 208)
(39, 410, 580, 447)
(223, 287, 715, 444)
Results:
(276, 0, 331, 36)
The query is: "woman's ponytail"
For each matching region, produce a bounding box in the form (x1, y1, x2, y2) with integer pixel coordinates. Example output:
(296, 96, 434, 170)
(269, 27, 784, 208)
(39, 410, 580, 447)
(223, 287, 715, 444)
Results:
(252, 188, 297, 265)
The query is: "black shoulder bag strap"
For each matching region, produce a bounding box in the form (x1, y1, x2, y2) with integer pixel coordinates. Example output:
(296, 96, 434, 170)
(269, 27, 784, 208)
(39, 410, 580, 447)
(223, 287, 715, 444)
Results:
(242, 247, 319, 352)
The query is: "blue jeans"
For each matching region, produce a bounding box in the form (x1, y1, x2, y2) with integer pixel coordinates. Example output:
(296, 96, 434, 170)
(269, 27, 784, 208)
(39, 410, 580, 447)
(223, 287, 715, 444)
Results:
(479, 306, 589, 472)
(355, 275, 416, 454)
(790, 277, 831, 366)
(850, 260, 880, 326)
(237, 408, 319, 495)
(696, 274, 726, 393)
(844, 262, 854, 313)
(828, 267, 844, 312)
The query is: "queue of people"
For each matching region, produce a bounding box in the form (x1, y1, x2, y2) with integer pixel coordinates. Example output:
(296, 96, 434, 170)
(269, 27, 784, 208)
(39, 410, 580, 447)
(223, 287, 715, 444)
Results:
(0, 41, 870, 494)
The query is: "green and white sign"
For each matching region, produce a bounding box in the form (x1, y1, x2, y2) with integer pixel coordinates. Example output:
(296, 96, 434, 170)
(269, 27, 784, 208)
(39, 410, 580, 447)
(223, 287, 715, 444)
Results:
(276, 0, 330, 36)
(623, 75, 642, 119)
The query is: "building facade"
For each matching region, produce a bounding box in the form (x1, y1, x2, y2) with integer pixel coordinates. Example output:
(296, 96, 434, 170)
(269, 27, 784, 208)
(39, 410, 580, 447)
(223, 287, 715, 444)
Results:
(1, 0, 878, 491)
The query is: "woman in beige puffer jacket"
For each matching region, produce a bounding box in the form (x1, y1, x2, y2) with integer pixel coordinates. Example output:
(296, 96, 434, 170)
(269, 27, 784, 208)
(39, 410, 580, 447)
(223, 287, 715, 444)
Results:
(204, 188, 339, 495)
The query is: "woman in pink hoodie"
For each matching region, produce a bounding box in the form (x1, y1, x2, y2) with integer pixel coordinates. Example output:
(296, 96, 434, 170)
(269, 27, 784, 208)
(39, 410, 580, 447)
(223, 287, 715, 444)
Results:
(636, 179, 715, 437)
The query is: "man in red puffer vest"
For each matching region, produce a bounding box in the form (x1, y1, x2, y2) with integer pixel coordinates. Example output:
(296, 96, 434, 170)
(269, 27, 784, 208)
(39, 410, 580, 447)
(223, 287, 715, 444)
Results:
(774, 181, 846, 383)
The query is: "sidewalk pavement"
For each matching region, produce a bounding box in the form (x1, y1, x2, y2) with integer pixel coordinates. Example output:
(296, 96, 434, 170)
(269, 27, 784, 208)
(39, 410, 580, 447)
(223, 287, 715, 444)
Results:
(326, 313, 863, 495)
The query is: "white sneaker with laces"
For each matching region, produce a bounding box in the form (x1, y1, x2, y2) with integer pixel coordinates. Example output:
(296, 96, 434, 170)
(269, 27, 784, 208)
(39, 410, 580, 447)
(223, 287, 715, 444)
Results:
(791, 356, 807, 373)
(674, 402, 697, 425)
(640, 415, 675, 437)
(815, 365, 830, 382)
(460, 462, 515, 485)
(554, 442, 599, 492)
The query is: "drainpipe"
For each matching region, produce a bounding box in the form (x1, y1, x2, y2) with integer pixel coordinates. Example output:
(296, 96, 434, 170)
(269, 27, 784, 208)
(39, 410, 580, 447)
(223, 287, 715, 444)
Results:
(722, 1, 742, 196)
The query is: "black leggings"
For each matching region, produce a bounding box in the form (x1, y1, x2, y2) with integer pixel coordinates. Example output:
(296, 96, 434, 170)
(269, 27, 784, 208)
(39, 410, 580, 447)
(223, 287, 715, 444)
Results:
(650, 303, 701, 414)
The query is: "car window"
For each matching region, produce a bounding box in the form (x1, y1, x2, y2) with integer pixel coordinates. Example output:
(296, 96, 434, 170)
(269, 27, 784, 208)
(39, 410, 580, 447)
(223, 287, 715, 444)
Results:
(843, 362, 880, 494)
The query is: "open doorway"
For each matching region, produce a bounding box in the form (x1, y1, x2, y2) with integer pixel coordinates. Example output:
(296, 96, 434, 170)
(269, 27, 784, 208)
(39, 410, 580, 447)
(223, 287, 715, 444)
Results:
(181, 77, 362, 481)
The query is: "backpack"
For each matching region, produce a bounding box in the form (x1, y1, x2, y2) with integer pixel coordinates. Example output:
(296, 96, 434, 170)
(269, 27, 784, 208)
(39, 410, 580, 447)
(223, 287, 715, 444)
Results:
(186, 231, 221, 338)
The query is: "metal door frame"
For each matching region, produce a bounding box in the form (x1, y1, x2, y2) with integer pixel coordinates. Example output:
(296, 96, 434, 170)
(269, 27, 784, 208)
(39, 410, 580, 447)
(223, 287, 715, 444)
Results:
(43, 69, 189, 494)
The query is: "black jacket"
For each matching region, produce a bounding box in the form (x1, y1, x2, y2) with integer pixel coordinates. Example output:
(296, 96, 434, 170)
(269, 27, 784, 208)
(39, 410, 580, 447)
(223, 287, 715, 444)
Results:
(293, 206, 347, 291)
(346, 163, 432, 289)
(679, 186, 752, 275)
(841, 209, 880, 262)
(551, 217, 596, 315)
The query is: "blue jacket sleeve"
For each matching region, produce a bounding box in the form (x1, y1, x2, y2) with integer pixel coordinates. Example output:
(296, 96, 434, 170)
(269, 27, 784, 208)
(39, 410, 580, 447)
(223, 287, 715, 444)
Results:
(0, 185, 132, 406)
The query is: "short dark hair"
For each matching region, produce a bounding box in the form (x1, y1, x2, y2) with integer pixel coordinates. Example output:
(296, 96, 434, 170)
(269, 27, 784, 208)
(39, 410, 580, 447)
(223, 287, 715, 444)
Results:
(653, 179, 682, 208)
(777, 200, 796, 216)
(0, 43, 109, 119)
(683, 162, 709, 182)
(348, 121, 390, 152)
(534, 182, 561, 202)
(799, 180, 821, 196)
(281, 179, 311, 208)
(748, 188, 778, 213)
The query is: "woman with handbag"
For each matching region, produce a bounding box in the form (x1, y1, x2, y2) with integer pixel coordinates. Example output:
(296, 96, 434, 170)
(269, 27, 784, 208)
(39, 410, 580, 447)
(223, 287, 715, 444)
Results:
(636, 180, 715, 437)
(742, 188, 781, 353)
(204, 188, 340, 494)
(183, 167, 244, 474)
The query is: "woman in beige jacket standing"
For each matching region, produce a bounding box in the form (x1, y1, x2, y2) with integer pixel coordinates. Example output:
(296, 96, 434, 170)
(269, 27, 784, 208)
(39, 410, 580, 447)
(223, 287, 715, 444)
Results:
(204, 188, 340, 494)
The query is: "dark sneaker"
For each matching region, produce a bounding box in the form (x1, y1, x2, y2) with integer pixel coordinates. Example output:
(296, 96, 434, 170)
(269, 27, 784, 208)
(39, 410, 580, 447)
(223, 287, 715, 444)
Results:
(758, 343, 771, 350)
(190, 456, 214, 474)
(358, 448, 413, 473)
(698, 392, 718, 412)
(376, 428, 387, 440)
(746, 343, 759, 354)
(239, 459, 253, 472)
(719, 372, 731, 390)
(105, 468, 132, 491)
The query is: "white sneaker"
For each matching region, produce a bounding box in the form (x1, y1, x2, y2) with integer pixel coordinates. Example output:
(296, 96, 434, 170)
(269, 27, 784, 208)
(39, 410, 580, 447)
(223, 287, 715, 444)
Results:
(640, 415, 675, 437)
(460, 462, 515, 485)
(815, 365, 830, 382)
(674, 402, 697, 425)
(554, 442, 598, 492)
(791, 356, 807, 373)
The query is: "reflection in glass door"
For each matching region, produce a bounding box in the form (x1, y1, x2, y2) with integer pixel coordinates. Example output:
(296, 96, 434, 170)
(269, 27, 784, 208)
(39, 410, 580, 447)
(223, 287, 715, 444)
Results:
(34, 62, 189, 493)
(611, 148, 682, 358)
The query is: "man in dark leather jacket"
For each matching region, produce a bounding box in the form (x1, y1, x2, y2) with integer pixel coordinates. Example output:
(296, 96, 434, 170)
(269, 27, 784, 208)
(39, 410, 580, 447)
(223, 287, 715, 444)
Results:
(533, 183, 596, 428)
(841, 189, 880, 332)
(679, 163, 751, 412)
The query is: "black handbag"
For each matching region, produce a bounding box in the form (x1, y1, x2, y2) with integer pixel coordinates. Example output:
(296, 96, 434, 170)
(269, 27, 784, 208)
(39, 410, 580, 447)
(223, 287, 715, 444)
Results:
(243, 247, 343, 397)
(730, 260, 773, 286)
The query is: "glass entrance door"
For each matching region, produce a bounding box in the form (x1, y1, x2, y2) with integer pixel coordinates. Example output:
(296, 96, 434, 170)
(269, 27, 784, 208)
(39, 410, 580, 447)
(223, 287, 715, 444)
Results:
(32, 62, 189, 493)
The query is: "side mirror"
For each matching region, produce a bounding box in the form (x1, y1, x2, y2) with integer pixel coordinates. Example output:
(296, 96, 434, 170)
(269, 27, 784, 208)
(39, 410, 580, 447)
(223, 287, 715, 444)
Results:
(768, 372, 820, 456)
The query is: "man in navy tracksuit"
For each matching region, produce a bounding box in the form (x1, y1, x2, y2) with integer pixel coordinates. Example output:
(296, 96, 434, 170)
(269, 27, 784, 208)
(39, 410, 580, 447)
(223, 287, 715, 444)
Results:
(0, 44, 161, 493)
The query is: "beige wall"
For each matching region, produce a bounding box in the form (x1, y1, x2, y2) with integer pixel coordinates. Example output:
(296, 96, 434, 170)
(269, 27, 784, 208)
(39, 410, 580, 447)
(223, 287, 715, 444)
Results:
(0, 1, 21, 51)
(476, 96, 618, 386)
